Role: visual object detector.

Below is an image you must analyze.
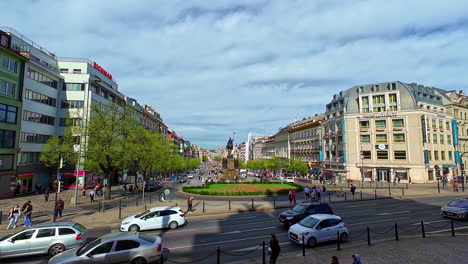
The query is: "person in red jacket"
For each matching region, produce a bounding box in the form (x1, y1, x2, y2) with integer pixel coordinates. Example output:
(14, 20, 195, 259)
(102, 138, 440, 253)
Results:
(291, 189, 297, 205)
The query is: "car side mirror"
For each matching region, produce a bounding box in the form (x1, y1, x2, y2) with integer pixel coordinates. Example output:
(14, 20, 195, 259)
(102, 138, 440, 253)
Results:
(316, 226, 322, 230)
(87, 254, 93, 258)
(8, 239, 14, 243)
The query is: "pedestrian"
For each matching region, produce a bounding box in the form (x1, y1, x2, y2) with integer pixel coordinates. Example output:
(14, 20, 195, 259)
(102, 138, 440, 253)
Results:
(350, 184, 356, 197)
(82, 187, 86, 198)
(44, 188, 50, 202)
(187, 196, 194, 213)
(89, 190, 95, 203)
(352, 254, 362, 264)
(129, 184, 134, 193)
(304, 186, 310, 200)
(311, 186, 317, 201)
(7, 204, 20, 229)
(443, 176, 448, 188)
(123, 184, 128, 196)
(453, 179, 459, 192)
(409, 176, 412, 184)
(322, 185, 327, 199)
(316, 186, 322, 200)
(398, 177, 401, 184)
(22, 200, 33, 227)
(291, 189, 297, 205)
(288, 190, 293, 204)
(393, 177, 397, 186)
(331, 256, 339, 264)
(269, 234, 280, 264)
(55, 198, 65, 219)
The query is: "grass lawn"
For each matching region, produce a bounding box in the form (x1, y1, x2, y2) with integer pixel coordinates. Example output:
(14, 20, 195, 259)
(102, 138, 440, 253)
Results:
(183, 183, 302, 196)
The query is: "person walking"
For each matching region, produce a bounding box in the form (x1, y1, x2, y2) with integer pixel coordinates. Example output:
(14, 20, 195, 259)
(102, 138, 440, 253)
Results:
(44, 188, 50, 202)
(22, 200, 33, 227)
(316, 186, 322, 200)
(331, 256, 339, 264)
(55, 198, 65, 219)
(7, 204, 20, 229)
(187, 196, 194, 213)
(89, 189, 95, 203)
(291, 189, 297, 205)
(322, 185, 327, 199)
(269, 234, 280, 264)
(350, 184, 356, 197)
(288, 190, 293, 204)
(393, 177, 397, 186)
(311, 186, 317, 201)
(304, 186, 310, 200)
(442, 176, 448, 188)
(82, 187, 86, 198)
(352, 254, 362, 264)
(453, 179, 459, 192)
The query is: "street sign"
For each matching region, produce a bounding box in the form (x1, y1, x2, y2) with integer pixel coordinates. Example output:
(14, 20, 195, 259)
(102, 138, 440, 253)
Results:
(57, 173, 62, 181)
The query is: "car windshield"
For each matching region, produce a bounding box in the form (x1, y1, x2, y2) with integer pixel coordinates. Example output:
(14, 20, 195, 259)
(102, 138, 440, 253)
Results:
(292, 204, 308, 213)
(135, 210, 150, 218)
(73, 223, 86, 232)
(77, 238, 101, 256)
(139, 233, 156, 243)
(299, 217, 320, 228)
(448, 200, 468, 208)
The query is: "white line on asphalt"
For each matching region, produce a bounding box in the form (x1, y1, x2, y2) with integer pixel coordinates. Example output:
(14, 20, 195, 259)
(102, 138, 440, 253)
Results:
(219, 226, 277, 235)
(349, 203, 377, 207)
(339, 209, 377, 214)
(377, 210, 411, 216)
(168, 232, 289, 250)
(427, 226, 468, 234)
(149, 220, 279, 235)
(347, 217, 410, 226)
(208, 216, 257, 222)
(411, 219, 447, 226)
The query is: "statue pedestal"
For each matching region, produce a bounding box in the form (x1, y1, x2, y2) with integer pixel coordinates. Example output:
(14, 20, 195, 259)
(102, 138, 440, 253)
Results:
(222, 158, 239, 181)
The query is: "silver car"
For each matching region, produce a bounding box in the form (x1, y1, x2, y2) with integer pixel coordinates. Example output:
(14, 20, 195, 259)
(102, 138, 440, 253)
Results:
(0, 222, 87, 259)
(48, 232, 162, 264)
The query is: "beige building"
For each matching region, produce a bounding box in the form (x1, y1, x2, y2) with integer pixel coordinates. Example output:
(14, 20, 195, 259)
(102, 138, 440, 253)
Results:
(322, 81, 457, 184)
(273, 127, 290, 159)
(444, 90, 468, 170)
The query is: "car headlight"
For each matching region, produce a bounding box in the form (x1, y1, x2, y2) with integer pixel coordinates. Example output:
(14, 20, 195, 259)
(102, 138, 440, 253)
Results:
(301, 232, 309, 236)
(122, 222, 130, 225)
(286, 216, 294, 220)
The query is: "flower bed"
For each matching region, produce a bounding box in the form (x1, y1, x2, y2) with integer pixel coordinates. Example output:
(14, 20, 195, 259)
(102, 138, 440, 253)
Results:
(182, 183, 303, 196)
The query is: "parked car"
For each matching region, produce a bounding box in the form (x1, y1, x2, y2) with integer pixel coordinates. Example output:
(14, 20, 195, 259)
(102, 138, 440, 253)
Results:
(144, 181, 162, 192)
(120, 206, 186, 232)
(179, 175, 188, 183)
(187, 174, 194, 179)
(441, 198, 468, 219)
(288, 214, 349, 247)
(0, 222, 87, 259)
(48, 232, 162, 264)
(279, 202, 334, 226)
(284, 177, 295, 183)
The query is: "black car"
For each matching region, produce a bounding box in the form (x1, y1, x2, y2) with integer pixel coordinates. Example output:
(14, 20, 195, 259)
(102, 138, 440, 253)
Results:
(144, 181, 162, 192)
(279, 202, 334, 226)
(441, 199, 468, 219)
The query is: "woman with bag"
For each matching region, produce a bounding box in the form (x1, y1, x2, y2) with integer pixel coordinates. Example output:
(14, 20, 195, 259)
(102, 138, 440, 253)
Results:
(269, 234, 280, 264)
(7, 204, 20, 229)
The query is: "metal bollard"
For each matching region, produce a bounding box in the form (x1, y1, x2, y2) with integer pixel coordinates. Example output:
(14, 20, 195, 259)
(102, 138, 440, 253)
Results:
(328, 192, 331, 203)
(337, 231, 341, 250)
(102, 201, 105, 212)
(388, 185, 391, 196)
(360, 191, 362, 200)
(229, 200, 231, 211)
(119, 199, 122, 219)
(273, 196, 276, 208)
(217, 247, 220, 264)
(344, 192, 347, 200)
(136, 197, 138, 207)
(0, 211, 2, 225)
(402, 188, 404, 196)
(203, 201, 205, 213)
(251, 198, 254, 210)
(374, 189, 377, 199)
(421, 220, 426, 238)
(145, 205, 147, 211)
(262, 241, 266, 264)
(367, 226, 371, 245)
(98, 201, 102, 212)
(302, 235, 305, 256)
(406, 183, 409, 189)
(150, 194, 152, 204)
(395, 223, 399, 240)
(451, 220, 455, 236)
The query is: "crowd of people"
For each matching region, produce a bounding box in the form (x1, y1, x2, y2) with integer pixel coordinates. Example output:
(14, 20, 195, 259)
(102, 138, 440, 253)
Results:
(302, 185, 328, 201)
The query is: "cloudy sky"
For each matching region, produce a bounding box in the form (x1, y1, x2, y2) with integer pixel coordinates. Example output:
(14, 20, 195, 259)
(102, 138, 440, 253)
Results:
(4, 0, 468, 149)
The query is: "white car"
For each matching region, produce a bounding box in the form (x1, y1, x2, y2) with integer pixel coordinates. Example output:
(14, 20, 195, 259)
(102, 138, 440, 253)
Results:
(187, 175, 194, 179)
(120, 206, 186, 232)
(284, 177, 295, 183)
(288, 214, 349, 247)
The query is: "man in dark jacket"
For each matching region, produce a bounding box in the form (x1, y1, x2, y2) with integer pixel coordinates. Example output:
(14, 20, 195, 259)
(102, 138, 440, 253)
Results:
(55, 198, 65, 219)
(269, 234, 280, 264)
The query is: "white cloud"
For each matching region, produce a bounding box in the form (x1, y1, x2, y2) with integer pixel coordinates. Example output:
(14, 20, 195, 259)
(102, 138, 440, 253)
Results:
(3, 0, 468, 148)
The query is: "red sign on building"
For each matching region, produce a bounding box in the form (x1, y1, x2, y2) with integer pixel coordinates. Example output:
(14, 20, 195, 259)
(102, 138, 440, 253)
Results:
(93, 62, 113, 80)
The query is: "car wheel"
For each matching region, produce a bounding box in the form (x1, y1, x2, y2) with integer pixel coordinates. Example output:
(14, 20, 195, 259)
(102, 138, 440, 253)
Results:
(340, 232, 349, 242)
(129, 224, 140, 232)
(307, 237, 317, 248)
(131, 257, 147, 264)
(169, 221, 178, 229)
(48, 243, 66, 256)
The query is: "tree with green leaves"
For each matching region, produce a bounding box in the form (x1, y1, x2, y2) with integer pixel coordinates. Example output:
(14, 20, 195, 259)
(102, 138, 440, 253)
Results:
(214, 156, 222, 162)
(202, 155, 208, 162)
(40, 127, 78, 176)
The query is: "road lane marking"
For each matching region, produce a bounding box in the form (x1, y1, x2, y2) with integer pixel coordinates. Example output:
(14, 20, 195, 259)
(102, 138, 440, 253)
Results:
(168, 232, 289, 250)
(208, 216, 257, 222)
(219, 226, 277, 235)
(147, 220, 279, 234)
(348, 217, 410, 226)
(349, 203, 377, 207)
(339, 209, 376, 214)
(427, 226, 468, 234)
(411, 220, 447, 226)
(378, 210, 411, 216)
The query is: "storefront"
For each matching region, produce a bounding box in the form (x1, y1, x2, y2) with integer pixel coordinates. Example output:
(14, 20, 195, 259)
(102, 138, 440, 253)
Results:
(376, 168, 391, 182)
(15, 173, 35, 194)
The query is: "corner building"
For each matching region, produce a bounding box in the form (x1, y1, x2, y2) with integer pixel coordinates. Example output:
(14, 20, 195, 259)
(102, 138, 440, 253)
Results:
(322, 81, 458, 184)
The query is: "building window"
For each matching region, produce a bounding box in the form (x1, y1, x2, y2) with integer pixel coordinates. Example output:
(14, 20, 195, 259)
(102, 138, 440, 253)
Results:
(392, 119, 404, 128)
(373, 85, 380, 92)
(372, 95, 385, 112)
(20, 152, 41, 164)
(25, 89, 57, 107)
(441, 151, 446, 160)
(394, 151, 406, 160)
(389, 93, 398, 103)
(26, 68, 58, 89)
(0, 129, 15, 148)
(59, 118, 82, 126)
(361, 151, 371, 159)
(0, 154, 14, 171)
(433, 134, 437, 144)
(61, 100, 84, 108)
(359, 86, 364, 93)
(432, 119, 436, 128)
(391, 83, 397, 90)
(20, 132, 51, 144)
(72, 69, 81, 74)
(440, 135, 444, 144)
(439, 121, 443, 129)
(0, 79, 16, 96)
(23, 110, 55, 125)
(360, 120, 369, 129)
(0, 103, 17, 124)
(338, 136, 343, 144)
(2, 56, 18, 73)
(447, 135, 452, 144)
(361, 96, 370, 113)
(377, 151, 388, 159)
(63, 83, 84, 91)
(60, 68, 69, 73)
(446, 121, 450, 131)
(434, 151, 439, 160)
(393, 134, 405, 143)
(375, 120, 386, 129)
(449, 151, 453, 160)
(376, 134, 387, 143)
(428, 150, 432, 160)
(360, 135, 370, 143)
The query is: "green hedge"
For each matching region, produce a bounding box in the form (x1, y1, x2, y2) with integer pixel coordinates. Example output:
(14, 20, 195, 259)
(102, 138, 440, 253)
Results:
(182, 183, 303, 196)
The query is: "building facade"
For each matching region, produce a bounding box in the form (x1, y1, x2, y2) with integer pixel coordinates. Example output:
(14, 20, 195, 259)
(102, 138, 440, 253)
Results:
(322, 81, 458, 184)
(273, 127, 290, 159)
(444, 90, 468, 171)
(0, 30, 27, 197)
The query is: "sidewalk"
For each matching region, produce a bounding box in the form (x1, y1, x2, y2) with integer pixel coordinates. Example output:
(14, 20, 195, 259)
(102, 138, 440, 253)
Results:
(231, 235, 468, 264)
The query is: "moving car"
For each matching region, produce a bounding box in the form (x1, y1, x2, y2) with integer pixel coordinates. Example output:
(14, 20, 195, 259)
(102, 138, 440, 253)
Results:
(144, 181, 162, 192)
(0, 222, 87, 259)
(120, 206, 186, 232)
(48, 232, 162, 264)
(179, 175, 188, 183)
(284, 177, 295, 183)
(441, 198, 468, 219)
(279, 202, 334, 226)
(288, 214, 349, 247)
